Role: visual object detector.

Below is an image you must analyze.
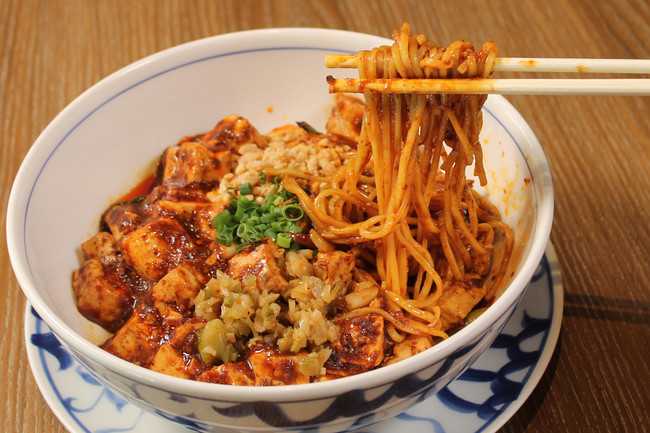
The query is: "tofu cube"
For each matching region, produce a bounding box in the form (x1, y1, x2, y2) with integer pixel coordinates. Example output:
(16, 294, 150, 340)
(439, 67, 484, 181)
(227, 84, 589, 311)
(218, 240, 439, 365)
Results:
(150, 343, 203, 380)
(313, 251, 356, 285)
(227, 240, 289, 293)
(201, 114, 267, 151)
(161, 142, 230, 186)
(327, 314, 385, 372)
(102, 310, 162, 367)
(385, 335, 432, 366)
(72, 259, 132, 332)
(118, 218, 196, 281)
(103, 203, 143, 240)
(438, 281, 487, 330)
(248, 350, 311, 386)
(81, 232, 118, 260)
(152, 200, 221, 244)
(326, 94, 364, 143)
(152, 263, 207, 316)
(196, 361, 256, 386)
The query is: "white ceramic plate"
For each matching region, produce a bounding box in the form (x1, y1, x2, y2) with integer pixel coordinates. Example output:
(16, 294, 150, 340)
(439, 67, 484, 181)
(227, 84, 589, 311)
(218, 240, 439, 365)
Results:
(24, 243, 562, 433)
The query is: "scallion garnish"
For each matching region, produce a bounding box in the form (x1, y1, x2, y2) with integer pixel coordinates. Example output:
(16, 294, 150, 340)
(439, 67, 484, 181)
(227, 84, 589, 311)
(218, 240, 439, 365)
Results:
(276, 232, 292, 248)
(281, 204, 304, 221)
(238, 182, 253, 195)
(211, 175, 306, 251)
(296, 121, 322, 135)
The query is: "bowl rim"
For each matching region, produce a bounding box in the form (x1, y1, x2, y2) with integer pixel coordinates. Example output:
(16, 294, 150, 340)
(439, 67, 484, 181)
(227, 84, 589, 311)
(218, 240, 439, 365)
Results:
(6, 27, 554, 402)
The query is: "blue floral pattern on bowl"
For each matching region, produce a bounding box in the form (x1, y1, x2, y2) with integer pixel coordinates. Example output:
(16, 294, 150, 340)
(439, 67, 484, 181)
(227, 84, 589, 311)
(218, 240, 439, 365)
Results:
(26, 245, 561, 433)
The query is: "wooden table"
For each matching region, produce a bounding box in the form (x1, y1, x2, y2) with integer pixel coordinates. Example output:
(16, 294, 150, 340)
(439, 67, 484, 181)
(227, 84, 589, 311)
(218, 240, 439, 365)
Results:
(1, 1, 648, 432)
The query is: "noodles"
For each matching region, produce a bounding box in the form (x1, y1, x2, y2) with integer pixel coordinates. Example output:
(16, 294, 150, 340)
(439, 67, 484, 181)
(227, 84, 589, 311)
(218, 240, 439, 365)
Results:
(285, 23, 513, 343)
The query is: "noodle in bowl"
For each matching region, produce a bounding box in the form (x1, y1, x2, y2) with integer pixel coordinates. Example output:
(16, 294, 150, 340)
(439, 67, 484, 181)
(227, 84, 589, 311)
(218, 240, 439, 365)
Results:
(6, 28, 553, 432)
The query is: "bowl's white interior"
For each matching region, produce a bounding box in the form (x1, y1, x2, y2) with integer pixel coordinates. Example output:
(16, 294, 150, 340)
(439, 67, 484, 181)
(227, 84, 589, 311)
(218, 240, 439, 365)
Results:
(8, 28, 552, 387)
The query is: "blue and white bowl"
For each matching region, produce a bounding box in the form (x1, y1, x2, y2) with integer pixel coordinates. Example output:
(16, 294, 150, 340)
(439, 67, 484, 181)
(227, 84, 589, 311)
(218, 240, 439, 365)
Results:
(7, 28, 554, 432)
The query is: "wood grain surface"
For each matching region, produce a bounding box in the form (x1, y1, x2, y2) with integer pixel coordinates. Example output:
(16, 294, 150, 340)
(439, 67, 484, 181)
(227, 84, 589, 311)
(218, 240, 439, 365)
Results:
(1, 1, 648, 432)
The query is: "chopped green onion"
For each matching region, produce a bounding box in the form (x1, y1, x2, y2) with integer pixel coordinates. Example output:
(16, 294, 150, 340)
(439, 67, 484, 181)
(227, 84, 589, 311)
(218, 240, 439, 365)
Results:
(264, 228, 277, 240)
(236, 224, 249, 240)
(296, 121, 322, 135)
(285, 223, 303, 233)
(212, 177, 308, 252)
(259, 172, 267, 185)
(238, 182, 253, 195)
(245, 216, 261, 227)
(225, 186, 237, 198)
(212, 210, 232, 231)
(238, 195, 252, 207)
(281, 204, 304, 221)
(273, 207, 284, 218)
(276, 232, 292, 248)
(232, 203, 246, 222)
(270, 221, 284, 232)
(115, 195, 145, 206)
(215, 229, 234, 246)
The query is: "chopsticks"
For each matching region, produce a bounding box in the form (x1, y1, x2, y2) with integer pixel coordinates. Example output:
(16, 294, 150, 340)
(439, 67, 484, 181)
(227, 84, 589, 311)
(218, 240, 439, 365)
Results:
(325, 55, 650, 95)
(326, 55, 650, 74)
(326, 77, 650, 95)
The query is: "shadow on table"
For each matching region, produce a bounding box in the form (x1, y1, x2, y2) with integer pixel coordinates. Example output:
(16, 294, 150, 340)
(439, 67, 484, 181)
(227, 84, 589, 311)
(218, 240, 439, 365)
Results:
(562, 293, 649, 325)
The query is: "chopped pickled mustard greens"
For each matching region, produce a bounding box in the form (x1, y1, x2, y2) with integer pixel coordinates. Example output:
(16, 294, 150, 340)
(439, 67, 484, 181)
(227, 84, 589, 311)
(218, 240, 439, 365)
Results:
(197, 319, 239, 364)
